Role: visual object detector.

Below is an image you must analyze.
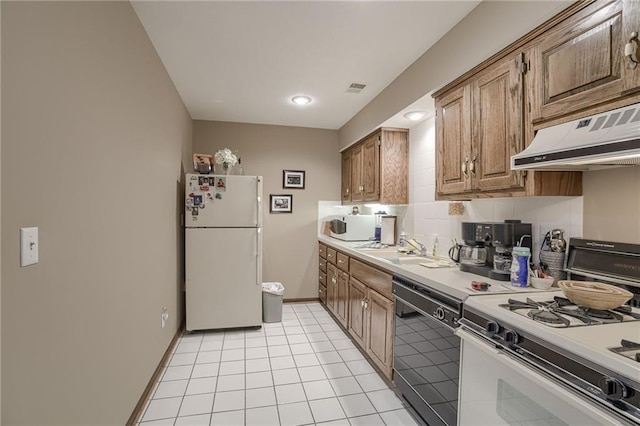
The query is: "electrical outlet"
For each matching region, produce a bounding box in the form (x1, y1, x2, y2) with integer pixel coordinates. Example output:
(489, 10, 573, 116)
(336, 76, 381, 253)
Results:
(161, 307, 169, 328)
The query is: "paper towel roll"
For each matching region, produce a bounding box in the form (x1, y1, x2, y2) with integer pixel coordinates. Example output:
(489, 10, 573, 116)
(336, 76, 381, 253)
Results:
(381, 216, 397, 245)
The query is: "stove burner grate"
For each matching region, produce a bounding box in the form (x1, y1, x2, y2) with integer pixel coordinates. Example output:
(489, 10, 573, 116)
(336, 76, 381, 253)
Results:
(499, 297, 638, 328)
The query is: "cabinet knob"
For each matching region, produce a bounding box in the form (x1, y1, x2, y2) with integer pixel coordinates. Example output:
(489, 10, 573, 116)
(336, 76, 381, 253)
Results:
(338, 259, 345, 264)
(462, 159, 469, 178)
(469, 156, 476, 176)
(346, 188, 350, 194)
(319, 288, 324, 293)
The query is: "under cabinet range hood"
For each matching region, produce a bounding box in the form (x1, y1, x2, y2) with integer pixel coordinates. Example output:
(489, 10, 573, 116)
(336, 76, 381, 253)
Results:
(511, 102, 640, 171)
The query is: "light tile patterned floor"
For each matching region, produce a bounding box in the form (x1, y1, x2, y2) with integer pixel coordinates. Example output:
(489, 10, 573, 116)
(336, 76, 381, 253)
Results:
(138, 302, 420, 425)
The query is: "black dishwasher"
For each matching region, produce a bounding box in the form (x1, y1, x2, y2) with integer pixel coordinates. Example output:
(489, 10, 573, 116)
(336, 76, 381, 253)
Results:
(392, 275, 462, 426)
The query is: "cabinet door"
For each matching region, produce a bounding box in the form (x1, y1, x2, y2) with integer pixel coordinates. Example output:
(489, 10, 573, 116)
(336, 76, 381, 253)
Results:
(335, 271, 349, 328)
(472, 54, 525, 192)
(436, 85, 471, 196)
(341, 150, 352, 202)
(379, 130, 409, 204)
(350, 144, 364, 202)
(362, 134, 380, 202)
(366, 290, 394, 378)
(326, 263, 337, 312)
(623, 0, 640, 93)
(348, 277, 367, 348)
(537, 0, 629, 120)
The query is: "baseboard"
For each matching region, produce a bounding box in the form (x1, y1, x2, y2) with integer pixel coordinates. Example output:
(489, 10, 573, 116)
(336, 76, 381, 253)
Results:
(283, 297, 321, 303)
(126, 323, 183, 426)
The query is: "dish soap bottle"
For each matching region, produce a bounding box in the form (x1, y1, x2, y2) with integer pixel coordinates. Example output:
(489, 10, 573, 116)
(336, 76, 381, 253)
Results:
(398, 231, 407, 248)
(432, 234, 439, 259)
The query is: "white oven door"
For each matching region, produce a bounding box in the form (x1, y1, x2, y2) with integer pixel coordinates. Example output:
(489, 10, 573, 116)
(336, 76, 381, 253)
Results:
(457, 328, 632, 426)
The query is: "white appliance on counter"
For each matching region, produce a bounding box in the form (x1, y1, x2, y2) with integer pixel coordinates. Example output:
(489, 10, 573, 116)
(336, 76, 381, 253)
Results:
(329, 215, 375, 241)
(184, 174, 263, 331)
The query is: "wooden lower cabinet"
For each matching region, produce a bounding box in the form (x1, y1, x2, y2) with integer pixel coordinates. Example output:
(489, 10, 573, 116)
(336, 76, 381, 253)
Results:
(334, 270, 349, 328)
(348, 276, 395, 379)
(348, 277, 367, 348)
(319, 284, 327, 304)
(366, 290, 394, 377)
(326, 263, 337, 312)
(318, 243, 395, 380)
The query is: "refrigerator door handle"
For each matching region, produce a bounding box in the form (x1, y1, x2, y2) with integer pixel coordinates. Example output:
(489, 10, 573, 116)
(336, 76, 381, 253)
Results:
(256, 227, 263, 286)
(257, 196, 262, 228)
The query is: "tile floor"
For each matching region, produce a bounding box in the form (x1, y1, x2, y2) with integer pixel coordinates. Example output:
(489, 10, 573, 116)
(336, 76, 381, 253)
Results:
(138, 302, 420, 425)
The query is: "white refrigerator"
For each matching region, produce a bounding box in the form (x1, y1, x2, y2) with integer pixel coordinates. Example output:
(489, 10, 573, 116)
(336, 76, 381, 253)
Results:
(185, 174, 263, 331)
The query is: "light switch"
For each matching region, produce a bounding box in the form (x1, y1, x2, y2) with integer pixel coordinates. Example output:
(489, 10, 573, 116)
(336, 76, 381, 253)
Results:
(20, 227, 39, 267)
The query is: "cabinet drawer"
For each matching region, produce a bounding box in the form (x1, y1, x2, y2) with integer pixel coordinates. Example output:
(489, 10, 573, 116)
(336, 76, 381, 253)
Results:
(349, 259, 392, 298)
(319, 271, 327, 287)
(319, 243, 327, 259)
(319, 257, 327, 273)
(319, 284, 327, 304)
(336, 252, 349, 272)
(326, 247, 337, 264)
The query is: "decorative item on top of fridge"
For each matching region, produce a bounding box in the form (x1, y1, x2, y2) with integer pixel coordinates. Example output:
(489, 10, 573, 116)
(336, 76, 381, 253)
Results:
(192, 153, 213, 174)
(214, 148, 238, 175)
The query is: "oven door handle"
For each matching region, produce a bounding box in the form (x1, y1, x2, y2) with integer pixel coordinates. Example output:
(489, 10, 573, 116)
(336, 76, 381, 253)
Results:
(456, 326, 503, 355)
(395, 295, 456, 333)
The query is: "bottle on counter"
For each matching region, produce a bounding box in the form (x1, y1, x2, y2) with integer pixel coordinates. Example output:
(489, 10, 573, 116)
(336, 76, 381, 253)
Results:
(398, 231, 407, 248)
(374, 211, 386, 241)
(432, 234, 439, 259)
(510, 246, 531, 287)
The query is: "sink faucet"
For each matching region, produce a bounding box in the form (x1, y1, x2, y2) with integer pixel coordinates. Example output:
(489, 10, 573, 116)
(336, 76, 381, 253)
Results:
(407, 239, 427, 256)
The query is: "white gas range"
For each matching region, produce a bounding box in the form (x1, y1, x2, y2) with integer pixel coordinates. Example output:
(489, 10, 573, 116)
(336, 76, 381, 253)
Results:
(457, 238, 640, 426)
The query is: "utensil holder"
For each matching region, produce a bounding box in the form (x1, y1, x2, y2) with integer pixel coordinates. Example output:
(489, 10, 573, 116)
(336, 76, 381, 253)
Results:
(539, 250, 566, 285)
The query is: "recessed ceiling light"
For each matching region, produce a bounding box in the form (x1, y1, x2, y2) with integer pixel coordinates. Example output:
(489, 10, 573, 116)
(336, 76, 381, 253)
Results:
(291, 95, 312, 105)
(403, 111, 426, 121)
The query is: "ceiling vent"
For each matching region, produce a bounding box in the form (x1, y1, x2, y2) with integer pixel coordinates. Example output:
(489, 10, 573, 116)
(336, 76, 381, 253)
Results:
(346, 83, 366, 94)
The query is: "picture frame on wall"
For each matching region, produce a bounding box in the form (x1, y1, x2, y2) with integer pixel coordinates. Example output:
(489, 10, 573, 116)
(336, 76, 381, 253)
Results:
(270, 194, 293, 213)
(283, 170, 305, 189)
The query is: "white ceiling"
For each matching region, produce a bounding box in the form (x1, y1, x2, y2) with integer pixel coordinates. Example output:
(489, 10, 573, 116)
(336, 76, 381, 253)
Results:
(132, 1, 480, 130)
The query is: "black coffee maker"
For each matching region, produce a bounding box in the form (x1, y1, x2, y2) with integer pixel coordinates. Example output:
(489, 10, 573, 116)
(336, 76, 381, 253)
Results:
(454, 220, 532, 281)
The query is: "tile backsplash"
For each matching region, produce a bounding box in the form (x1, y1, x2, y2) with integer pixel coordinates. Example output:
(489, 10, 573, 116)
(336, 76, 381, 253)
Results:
(406, 117, 583, 264)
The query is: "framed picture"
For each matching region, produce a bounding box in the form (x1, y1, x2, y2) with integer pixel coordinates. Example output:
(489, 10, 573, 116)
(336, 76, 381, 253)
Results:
(270, 194, 293, 213)
(283, 170, 305, 189)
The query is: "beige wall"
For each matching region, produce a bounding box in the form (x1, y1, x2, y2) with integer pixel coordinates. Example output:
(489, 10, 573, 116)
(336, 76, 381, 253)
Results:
(339, 1, 572, 148)
(1, 2, 192, 424)
(583, 168, 640, 243)
(193, 121, 340, 299)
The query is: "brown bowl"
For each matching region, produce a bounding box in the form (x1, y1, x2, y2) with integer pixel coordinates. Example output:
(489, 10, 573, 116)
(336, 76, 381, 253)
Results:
(557, 280, 633, 310)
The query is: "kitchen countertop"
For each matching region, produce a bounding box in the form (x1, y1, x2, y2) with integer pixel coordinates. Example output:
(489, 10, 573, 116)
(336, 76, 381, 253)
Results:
(318, 235, 548, 301)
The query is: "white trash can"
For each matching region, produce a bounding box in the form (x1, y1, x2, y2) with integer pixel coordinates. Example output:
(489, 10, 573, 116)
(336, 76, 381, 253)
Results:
(262, 282, 285, 323)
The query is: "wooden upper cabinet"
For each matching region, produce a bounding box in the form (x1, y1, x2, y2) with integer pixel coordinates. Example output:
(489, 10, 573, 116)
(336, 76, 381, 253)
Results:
(341, 128, 408, 204)
(535, 0, 640, 121)
(378, 129, 409, 204)
(341, 150, 352, 202)
(362, 135, 380, 202)
(349, 144, 364, 203)
(436, 86, 471, 195)
(436, 54, 526, 198)
(472, 54, 525, 192)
